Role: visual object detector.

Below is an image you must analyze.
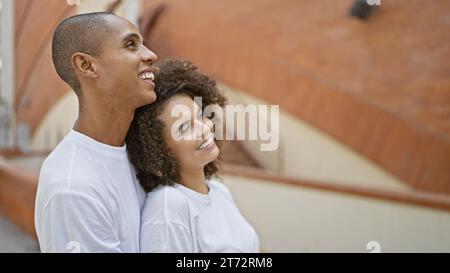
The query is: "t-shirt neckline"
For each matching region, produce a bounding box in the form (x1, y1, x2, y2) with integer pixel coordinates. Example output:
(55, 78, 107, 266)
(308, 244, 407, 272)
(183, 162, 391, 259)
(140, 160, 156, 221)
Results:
(67, 129, 128, 159)
(174, 181, 213, 206)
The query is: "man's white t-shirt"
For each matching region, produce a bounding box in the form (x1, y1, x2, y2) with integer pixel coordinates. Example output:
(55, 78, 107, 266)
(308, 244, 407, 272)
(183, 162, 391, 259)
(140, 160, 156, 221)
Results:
(140, 179, 260, 252)
(34, 129, 146, 252)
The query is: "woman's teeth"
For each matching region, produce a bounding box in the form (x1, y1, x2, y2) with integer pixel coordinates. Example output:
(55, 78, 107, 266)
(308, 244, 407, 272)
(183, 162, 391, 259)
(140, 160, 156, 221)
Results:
(139, 72, 155, 81)
(198, 137, 214, 150)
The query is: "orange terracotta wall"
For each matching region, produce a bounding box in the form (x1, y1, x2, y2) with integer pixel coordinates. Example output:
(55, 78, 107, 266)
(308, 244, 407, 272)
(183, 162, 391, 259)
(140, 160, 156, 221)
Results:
(0, 157, 38, 238)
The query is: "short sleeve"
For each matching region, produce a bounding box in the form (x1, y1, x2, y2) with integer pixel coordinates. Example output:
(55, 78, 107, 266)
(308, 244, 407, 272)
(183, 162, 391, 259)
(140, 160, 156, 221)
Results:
(38, 191, 121, 253)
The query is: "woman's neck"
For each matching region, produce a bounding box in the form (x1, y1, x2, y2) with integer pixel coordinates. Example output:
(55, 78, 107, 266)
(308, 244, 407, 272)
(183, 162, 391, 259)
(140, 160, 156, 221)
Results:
(179, 170, 209, 194)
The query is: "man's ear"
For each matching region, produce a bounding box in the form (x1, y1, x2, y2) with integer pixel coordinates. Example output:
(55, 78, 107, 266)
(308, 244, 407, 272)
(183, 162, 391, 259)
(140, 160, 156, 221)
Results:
(71, 52, 98, 79)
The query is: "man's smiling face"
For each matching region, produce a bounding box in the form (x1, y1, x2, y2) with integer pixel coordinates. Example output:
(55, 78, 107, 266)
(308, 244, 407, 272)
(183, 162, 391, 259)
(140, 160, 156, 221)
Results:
(93, 15, 158, 110)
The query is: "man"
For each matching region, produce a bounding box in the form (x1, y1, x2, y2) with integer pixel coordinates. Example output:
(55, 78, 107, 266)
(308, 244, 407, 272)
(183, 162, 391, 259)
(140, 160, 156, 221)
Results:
(34, 12, 158, 252)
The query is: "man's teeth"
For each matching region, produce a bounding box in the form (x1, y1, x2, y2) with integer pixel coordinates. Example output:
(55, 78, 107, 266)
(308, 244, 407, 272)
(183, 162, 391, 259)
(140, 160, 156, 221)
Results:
(199, 137, 214, 150)
(139, 72, 155, 81)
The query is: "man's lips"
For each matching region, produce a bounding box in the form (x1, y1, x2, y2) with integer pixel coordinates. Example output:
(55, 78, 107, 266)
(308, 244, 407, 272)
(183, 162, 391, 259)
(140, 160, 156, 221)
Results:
(138, 70, 156, 91)
(138, 66, 158, 77)
(138, 71, 155, 81)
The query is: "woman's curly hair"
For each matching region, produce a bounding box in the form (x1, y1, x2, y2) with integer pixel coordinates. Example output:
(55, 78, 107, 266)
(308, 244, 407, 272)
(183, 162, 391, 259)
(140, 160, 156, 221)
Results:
(126, 59, 227, 192)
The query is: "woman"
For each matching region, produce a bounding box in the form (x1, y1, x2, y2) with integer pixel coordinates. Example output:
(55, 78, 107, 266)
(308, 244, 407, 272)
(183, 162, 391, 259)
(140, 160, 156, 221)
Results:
(126, 59, 260, 253)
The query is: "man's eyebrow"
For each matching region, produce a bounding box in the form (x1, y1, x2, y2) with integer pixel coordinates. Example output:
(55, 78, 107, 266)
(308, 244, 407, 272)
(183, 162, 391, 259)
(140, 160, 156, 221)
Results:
(121, 33, 143, 44)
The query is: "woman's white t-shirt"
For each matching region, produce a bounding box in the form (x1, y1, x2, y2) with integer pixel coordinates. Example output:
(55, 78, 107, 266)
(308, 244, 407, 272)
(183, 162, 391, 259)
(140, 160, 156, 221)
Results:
(140, 179, 260, 252)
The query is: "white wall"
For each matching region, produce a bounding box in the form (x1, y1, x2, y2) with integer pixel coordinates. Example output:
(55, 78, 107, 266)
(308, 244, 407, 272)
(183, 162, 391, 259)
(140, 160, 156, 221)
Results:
(77, 0, 113, 14)
(0, 0, 14, 107)
(78, 0, 141, 24)
(0, 0, 15, 148)
(31, 91, 78, 150)
(223, 175, 450, 253)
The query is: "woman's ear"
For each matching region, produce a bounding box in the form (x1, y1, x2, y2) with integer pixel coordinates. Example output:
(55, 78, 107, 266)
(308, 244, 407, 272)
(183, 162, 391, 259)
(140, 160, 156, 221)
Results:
(71, 52, 98, 80)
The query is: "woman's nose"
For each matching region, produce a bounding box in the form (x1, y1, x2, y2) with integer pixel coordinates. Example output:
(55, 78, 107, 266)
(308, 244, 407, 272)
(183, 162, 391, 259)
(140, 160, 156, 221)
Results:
(204, 118, 214, 133)
(196, 118, 214, 139)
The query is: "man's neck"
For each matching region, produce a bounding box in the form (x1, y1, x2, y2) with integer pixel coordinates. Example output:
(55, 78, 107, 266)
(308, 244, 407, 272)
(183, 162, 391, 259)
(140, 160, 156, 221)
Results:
(74, 101, 134, 147)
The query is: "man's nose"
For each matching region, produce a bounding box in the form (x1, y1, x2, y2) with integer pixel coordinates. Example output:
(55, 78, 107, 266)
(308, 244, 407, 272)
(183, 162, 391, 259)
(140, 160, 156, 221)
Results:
(141, 45, 158, 64)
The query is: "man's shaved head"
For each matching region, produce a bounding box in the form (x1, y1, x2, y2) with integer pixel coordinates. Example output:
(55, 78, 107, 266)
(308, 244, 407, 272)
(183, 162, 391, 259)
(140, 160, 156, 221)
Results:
(52, 12, 116, 94)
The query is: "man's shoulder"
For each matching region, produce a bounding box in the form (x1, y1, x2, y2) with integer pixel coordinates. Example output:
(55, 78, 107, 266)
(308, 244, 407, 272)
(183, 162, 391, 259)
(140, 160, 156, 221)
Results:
(40, 135, 105, 182)
(37, 137, 111, 202)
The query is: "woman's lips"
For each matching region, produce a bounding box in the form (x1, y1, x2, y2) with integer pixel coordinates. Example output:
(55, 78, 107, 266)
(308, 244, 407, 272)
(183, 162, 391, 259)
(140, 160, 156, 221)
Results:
(197, 136, 215, 150)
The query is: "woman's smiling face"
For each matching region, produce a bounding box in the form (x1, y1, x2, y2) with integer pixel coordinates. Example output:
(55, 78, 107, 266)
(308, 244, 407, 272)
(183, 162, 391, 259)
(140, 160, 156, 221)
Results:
(158, 93, 220, 174)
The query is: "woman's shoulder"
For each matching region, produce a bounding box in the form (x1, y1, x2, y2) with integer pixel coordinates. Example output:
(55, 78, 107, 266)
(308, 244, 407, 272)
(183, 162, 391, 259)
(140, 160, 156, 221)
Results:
(142, 184, 193, 224)
(208, 179, 234, 201)
(208, 178, 226, 190)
